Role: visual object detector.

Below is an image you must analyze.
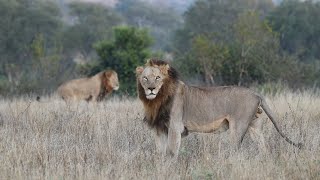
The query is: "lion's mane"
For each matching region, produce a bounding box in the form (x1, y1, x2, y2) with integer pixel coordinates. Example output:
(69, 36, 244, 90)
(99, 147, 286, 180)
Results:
(137, 59, 179, 134)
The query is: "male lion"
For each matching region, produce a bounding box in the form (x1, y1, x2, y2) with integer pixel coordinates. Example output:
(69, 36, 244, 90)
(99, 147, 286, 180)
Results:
(57, 70, 119, 102)
(136, 59, 301, 157)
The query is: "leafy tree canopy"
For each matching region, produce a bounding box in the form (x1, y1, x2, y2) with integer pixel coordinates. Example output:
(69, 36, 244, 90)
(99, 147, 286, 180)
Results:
(172, 0, 274, 53)
(268, 0, 320, 61)
(94, 26, 153, 95)
(116, 0, 183, 50)
(62, 2, 124, 57)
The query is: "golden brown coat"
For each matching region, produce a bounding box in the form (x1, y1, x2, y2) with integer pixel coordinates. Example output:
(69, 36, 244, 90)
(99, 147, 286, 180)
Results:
(58, 70, 119, 102)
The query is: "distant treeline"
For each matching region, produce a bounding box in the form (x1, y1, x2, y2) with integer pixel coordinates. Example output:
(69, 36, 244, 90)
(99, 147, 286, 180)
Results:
(0, 0, 319, 96)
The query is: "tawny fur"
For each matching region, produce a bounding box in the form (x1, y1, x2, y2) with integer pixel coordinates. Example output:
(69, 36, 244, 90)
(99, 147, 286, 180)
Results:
(136, 59, 302, 157)
(57, 70, 119, 102)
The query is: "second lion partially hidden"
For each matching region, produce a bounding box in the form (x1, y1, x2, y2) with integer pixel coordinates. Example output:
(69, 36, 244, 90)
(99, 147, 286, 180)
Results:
(57, 70, 119, 102)
(136, 59, 301, 157)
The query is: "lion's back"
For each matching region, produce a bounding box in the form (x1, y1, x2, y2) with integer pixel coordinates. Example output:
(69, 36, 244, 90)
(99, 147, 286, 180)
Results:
(57, 78, 94, 100)
(186, 85, 259, 100)
(183, 85, 261, 120)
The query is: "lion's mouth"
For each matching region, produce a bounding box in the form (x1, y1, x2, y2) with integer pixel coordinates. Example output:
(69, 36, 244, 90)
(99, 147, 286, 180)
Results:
(146, 93, 157, 100)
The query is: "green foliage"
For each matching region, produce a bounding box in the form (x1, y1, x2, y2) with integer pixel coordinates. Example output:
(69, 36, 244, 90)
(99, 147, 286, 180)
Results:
(0, 0, 72, 95)
(172, 0, 319, 88)
(116, 0, 182, 50)
(173, 0, 274, 53)
(0, 0, 62, 64)
(31, 34, 45, 58)
(229, 11, 280, 85)
(63, 2, 123, 57)
(0, 75, 10, 95)
(268, 0, 320, 61)
(191, 35, 229, 85)
(174, 10, 284, 86)
(94, 26, 153, 95)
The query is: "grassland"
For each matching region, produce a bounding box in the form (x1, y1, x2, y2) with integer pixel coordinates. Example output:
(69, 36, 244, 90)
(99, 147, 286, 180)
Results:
(0, 90, 319, 179)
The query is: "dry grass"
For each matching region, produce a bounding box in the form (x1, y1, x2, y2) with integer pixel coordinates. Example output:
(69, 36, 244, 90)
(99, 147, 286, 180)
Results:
(0, 90, 319, 180)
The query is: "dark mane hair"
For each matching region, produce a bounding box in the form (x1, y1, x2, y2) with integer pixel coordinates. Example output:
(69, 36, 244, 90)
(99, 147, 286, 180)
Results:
(98, 70, 116, 101)
(147, 59, 179, 81)
(137, 58, 179, 134)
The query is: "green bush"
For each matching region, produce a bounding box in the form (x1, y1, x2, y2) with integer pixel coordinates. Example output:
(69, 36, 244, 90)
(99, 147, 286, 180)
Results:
(94, 26, 153, 95)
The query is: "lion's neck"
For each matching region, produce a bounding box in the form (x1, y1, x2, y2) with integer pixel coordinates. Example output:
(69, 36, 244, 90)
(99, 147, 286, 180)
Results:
(138, 79, 178, 133)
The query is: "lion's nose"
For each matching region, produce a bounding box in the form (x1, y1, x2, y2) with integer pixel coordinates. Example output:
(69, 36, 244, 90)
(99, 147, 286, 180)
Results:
(148, 87, 155, 91)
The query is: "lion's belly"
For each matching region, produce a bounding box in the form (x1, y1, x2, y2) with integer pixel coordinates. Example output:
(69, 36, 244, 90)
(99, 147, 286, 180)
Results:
(186, 116, 229, 134)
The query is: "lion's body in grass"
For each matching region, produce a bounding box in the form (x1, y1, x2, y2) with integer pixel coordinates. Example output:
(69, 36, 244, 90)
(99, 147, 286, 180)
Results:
(136, 59, 301, 157)
(57, 70, 119, 102)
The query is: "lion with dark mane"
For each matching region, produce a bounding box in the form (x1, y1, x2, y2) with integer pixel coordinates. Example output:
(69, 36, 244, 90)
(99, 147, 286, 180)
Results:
(136, 59, 302, 157)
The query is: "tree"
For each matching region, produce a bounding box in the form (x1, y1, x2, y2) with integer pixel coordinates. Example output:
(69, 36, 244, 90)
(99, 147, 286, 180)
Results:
(0, 0, 65, 94)
(172, 0, 275, 53)
(116, 0, 182, 50)
(94, 26, 153, 95)
(28, 33, 67, 93)
(171, 0, 282, 86)
(63, 2, 123, 59)
(190, 35, 229, 85)
(268, 0, 320, 61)
(231, 11, 280, 86)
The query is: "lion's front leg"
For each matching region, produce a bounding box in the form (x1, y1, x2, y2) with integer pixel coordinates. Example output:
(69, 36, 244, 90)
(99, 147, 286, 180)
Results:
(155, 131, 167, 157)
(167, 92, 184, 158)
(167, 126, 182, 158)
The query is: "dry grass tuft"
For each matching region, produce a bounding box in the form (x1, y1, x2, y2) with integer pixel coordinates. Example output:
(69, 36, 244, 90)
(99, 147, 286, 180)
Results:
(0, 90, 319, 179)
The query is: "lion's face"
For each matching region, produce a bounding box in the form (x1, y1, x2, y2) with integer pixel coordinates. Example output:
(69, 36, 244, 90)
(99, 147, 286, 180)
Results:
(110, 73, 119, 90)
(104, 71, 120, 91)
(137, 66, 167, 100)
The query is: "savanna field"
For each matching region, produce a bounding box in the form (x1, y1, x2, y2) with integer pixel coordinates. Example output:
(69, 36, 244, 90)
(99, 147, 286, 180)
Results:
(0, 89, 319, 180)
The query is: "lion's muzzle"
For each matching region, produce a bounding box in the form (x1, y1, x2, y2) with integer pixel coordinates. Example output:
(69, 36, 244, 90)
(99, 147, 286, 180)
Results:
(145, 88, 158, 99)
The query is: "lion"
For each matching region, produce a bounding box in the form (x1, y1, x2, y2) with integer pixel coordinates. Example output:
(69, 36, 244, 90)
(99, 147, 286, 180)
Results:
(136, 59, 302, 157)
(57, 70, 119, 102)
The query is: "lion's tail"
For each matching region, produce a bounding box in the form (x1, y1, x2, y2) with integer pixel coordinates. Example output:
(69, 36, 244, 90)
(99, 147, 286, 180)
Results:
(260, 97, 303, 149)
(35, 96, 51, 103)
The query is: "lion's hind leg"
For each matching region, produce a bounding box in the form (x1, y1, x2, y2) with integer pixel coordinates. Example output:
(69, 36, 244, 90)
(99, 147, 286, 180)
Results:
(249, 114, 269, 153)
(248, 125, 268, 154)
(229, 119, 250, 151)
(229, 112, 257, 151)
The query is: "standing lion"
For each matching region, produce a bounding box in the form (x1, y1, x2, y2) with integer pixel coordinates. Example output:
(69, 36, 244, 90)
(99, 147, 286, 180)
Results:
(136, 59, 301, 157)
(57, 70, 119, 102)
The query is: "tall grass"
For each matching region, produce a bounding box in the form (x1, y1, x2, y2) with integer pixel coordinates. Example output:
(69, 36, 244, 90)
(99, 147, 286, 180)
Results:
(0, 90, 319, 179)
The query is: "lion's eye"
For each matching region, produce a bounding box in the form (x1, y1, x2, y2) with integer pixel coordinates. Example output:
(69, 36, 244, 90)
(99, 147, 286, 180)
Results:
(155, 76, 161, 80)
(143, 77, 148, 81)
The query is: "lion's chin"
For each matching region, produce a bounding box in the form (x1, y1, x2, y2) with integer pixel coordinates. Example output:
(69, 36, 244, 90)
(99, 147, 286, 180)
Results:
(146, 94, 157, 100)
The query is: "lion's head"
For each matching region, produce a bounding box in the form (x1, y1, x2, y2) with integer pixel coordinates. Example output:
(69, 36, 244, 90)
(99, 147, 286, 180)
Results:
(136, 59, 179, 133)
(102, 70, 119, 92)
(136, 59, 178, 100)
(136, 65, 167, 100)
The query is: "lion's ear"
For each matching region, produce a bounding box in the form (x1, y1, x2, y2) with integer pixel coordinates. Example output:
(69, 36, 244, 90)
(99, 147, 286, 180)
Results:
(136, 66, 144, 75)
(146, 59, 151, 65)
(100, 71, 109, 88)
(159, 64, 170, 75)
(104, 71, 113, 78)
